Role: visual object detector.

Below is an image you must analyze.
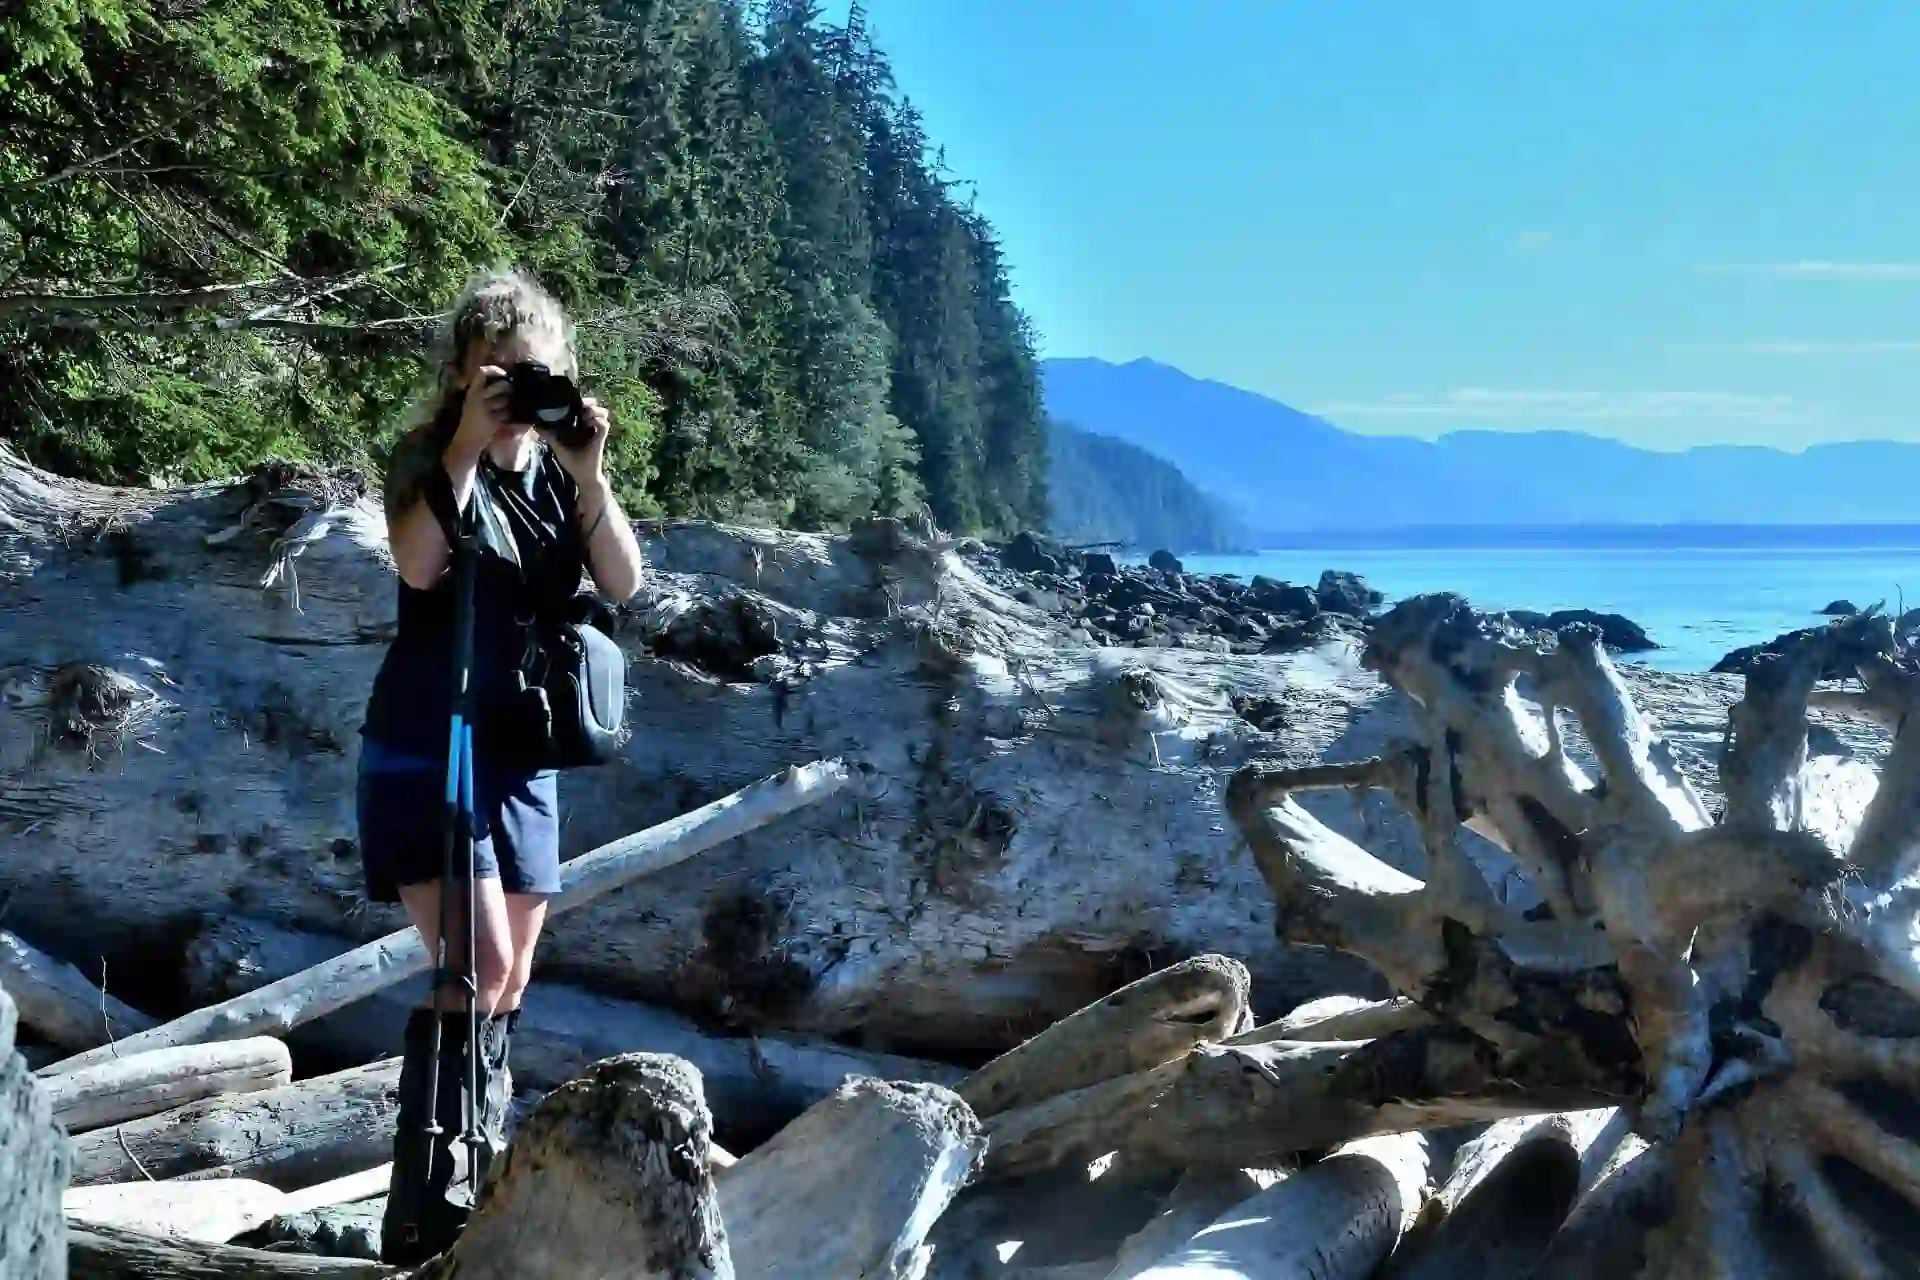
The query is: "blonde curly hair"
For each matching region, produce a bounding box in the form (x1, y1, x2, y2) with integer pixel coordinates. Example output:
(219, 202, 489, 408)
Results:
(383, 266, 577, 518)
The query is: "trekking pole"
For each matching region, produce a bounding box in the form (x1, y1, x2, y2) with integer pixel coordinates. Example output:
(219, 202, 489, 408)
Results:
(426, 517, 483, 1196)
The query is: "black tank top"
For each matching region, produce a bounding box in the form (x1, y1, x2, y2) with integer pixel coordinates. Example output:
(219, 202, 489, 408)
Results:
(361, 416, 586, 762)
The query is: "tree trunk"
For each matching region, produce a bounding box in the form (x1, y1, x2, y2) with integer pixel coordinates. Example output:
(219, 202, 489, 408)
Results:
(957, 955, 1250, 1120)
(420, 1053, 732, 1280)
(45, 761, 854, 1077)
(1125, 1133, 1434, 1280)
(41, 1038, 292, 1133)
(1102, 1167, 1287, 1280)
(70, 1060, 397, 1189)
(716, 1078, 984, 1279)
(181, 914, 962, 1148)
(1, 983, 71, 1279)
(0, 450, 1426, 1061)
(0, 928, 154, 1052)
(67, 1222, 393, 1279)
(63, 1180, 289, 1244)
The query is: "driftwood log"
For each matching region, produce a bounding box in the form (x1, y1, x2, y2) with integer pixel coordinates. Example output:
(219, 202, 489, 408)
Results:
(0, 928, 155, 1052)
(716, 1077, 984, 1278)
(64, 1180, 289, 1244)
(1, 981, 70, 1279)
(41, 1037, 292, 1133)
(46, 759, 855, 1076)
(0, 448, 1421, 1061)
(421, 1052, 733, 1279)
(1210, 596, 1920, 1273)
(70, 1059, 396, 1189)
(68, 1222, 392, 1279)
(182, 914, 961, 1146)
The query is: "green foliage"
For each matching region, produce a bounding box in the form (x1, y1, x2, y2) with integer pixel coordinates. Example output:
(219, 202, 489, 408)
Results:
(1048, 421, 1244, 554)
(0, 0, 1046, 536)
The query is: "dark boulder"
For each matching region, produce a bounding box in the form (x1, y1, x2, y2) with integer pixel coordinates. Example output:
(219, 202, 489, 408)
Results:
(1713, 626, 1850, 680)
(1820, 599, 1860, 616)
(1080, 551, 1119, 577)
(1508, 608, 1656, 654)
(1249, 575, 1320, 619)
(1148, 549, 1184, 574)
(1315, 570, 1383, 617)
(1003, 531, 1068, 575)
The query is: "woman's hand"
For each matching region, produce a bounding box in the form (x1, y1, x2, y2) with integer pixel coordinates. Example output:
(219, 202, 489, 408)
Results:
(546, 395, 611, 486)
(449, 367, 512, 469)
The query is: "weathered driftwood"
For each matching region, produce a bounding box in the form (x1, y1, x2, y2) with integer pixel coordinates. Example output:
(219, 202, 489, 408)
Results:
(183, 914, 962, 1146)
(1231, 993, 1432, 1045)
(717, 1077, 984, 1278)
(1127, 1133, 1433, 1280)
(281, 1164, 390, 1216)
(1101, 1167, 1287, 1280)
(0, 449, 1442, 1060)
(41, 1037, 292, 1133)
(980, 1031, 1612, 1182)
(957, 955, 1249, 1120)
(419, 1053, 732, 1280)
(63, 1179, 289, 1244)
(1381, 1109, 1629, 1279)
(71, 1059, 397, 1189)
(1525, 1138, 1672, 1279)
(1, 983, 70, 1279)
(236, 1203, 384, 1263)
(47, 759, 855, 1077)
(68, 1221, 392, 1279)
(919, 1157, 1182, 1280)
(0, 927, 155, 1051)
(1222, 598, 1920, 1273)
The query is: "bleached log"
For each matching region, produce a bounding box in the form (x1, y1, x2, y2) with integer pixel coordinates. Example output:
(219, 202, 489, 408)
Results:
(182, 914, 962, 1146)
(1, 983, 70, 1279)
(1231, 994, 1432, 1045)
(0, 927, 154, 1051)
(282, 1165, 390, 1216)
(1380, 1109, 1630, 1279)
(424, 1053, 732, 1279)
(1127, 1133, 1434, 1280)
(982, 1031, 1617, 1181)
(1103, 1167, 1288, 1280)
(41, 1037, 292, 1133)
(717, 1077, 984, 1278)
(63, 1180, 289, 1244)
(958, 955, 1250, 1120)
(68, 1221, 393, 1278)
(45, 759, 856, 1077)
(71, 1059, 397, 1189)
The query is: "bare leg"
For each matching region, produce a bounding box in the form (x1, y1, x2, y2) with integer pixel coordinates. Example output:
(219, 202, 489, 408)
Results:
(399, 878, 516, 1017)
(496, 894, 550, 1013)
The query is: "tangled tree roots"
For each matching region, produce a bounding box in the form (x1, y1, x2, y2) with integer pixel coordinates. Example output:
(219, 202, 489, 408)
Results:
(1224, 594, 1920, 1278)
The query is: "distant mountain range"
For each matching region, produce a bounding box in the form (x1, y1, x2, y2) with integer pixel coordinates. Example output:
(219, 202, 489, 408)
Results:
(1041, 357, 1920, 537)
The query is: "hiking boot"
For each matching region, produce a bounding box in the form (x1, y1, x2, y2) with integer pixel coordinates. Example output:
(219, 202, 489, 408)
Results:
(379, 1008, 476, 1265)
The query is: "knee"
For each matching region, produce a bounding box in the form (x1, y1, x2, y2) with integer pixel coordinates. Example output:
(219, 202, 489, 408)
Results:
(473, 936, 515, 1014)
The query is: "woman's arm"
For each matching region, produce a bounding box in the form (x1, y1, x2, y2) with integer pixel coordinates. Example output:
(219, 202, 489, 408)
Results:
(573, 476, 646, 603)
(386, 375, 510, 591)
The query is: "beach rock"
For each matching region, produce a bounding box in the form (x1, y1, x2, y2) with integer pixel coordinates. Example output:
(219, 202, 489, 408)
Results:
(1507, 608, 1656, 653)
(1080, 551, 1118, 577)
(1820, 599, 1860, 616)
(1249, 576, 1320, 619)
(1712, 625, 1853, 680)
(1315, 570, 1383, 617)
(1148, 549, 1184, 574)
(1003, 530, 1068, 575)
(234, 1201, 384, 1259)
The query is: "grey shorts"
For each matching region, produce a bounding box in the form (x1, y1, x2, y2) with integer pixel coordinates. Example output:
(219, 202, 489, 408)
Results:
(356, 739, 561, 902)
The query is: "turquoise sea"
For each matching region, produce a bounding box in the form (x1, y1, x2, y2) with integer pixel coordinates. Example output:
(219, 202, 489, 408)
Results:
(1175, 540, 1920, 673)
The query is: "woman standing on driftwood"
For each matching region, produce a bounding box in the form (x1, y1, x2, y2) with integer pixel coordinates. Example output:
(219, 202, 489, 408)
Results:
(357, 267, 645, 1263)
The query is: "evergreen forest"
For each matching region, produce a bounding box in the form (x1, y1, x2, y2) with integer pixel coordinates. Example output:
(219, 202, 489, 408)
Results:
(0, 0, 1048, 537)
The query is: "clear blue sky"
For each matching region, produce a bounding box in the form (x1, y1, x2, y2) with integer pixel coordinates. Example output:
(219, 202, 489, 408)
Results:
(845, 1, 1920, 450)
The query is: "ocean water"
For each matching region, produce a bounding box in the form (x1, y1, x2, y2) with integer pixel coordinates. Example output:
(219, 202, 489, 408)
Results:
(1175, 544, 1920, 673)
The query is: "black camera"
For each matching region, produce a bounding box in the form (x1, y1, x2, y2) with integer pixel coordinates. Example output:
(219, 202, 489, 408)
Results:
(495, 360, 593, 451)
